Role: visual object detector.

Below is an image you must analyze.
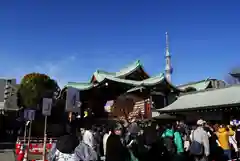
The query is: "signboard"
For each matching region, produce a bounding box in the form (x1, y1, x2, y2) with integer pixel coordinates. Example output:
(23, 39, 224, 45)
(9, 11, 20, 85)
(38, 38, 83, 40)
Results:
(42, 98, 52, 116)
(24, 109, 35, 121)
(104, 100, 114, 113)
(65, 87, 81, 113)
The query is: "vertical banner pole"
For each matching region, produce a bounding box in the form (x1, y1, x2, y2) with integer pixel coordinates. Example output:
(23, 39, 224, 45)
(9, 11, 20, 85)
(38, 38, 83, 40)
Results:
(23, 123, 27, 145)
(25, 121, 32, 160)
(149, 96, 153, 118)
(23, 109, 35, 161)
(42, 98, 53, 161)
(42, 115, 48, 161)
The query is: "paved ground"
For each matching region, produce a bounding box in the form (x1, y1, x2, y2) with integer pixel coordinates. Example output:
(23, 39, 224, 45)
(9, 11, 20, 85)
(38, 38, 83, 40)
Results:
(0, 142, 15, 161)
(0, 149, 15, 161)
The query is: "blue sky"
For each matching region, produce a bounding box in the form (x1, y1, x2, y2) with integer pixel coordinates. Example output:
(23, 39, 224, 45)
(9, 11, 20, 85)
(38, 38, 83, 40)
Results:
(0, 0, 240, 87)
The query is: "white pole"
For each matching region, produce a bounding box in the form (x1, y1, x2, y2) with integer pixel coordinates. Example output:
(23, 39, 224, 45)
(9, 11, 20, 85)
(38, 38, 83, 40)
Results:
(42, 116, 48, 161)
(23, 123, 27, 145)
(24, 121, 32, 161)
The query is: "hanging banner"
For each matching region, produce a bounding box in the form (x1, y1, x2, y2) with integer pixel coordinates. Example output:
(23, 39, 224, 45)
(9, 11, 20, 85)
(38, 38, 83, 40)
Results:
(24, 109, 35, 121)
(42, 98, 52, 116)
(144, 99, 152, 118)
(65, 87, 81, 113)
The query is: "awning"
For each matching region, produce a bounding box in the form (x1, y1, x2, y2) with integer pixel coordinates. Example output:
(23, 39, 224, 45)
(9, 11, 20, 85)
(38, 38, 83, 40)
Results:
(158, 85, 240, 112)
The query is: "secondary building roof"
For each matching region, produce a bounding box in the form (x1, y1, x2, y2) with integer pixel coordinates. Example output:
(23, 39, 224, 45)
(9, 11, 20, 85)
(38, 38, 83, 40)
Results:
(230, 67, 240, 78)
(177, 78, 226, 91)
(158, 85, 240, 112)
(177, 79, 211, 91)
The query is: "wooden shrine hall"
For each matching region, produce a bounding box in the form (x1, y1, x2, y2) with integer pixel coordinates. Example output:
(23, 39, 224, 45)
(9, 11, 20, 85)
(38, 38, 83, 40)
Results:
(62, 60, 180, 121)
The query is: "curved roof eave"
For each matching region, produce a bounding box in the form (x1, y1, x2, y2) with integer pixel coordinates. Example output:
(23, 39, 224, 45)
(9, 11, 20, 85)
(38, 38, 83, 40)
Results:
(90, 60, 149, 82)
(164, 78, 184, 92)
(98, 73, 165, 86)
(64, 73, 181, 92)
(64, 82, 94, 91)
(115, 60, 149, 78)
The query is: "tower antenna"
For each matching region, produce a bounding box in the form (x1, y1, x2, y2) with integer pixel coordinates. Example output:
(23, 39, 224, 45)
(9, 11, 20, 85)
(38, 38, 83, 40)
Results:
(165, 32, 172, 82)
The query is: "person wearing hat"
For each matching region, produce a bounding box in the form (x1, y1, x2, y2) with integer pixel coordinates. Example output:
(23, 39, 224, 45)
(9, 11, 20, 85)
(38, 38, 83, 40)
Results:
(189, 119, 210, 161)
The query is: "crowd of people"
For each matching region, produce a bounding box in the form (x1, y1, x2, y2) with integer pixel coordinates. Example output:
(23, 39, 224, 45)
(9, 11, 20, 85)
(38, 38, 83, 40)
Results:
(47, 119, 240, 161)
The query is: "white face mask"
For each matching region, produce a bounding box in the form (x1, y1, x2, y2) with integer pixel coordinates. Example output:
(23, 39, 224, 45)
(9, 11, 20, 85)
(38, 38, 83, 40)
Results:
(115, 130, 122, 135)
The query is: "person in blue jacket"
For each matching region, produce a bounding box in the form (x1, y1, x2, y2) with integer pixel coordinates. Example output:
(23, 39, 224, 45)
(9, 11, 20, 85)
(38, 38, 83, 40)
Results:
(161, 124, 184, 161)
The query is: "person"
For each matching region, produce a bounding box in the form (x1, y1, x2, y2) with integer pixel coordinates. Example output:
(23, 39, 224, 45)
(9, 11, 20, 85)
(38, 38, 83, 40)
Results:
(228, 125, 238, 159)
(74, 139, 98, 161)
(178, 121, 189, 137)
(161, 124, 184, 161)
(105, 125, 130, 161)
(206, 124, 223, 161)
(49, 125, 79, 161)
(82, 124, 96, 150)
(103, 126, 111, 157)
(190, 119, 210, 161)
(142, 121, 158, 147)
(92, 126, 102, 159)
(216, 125, 233, 160)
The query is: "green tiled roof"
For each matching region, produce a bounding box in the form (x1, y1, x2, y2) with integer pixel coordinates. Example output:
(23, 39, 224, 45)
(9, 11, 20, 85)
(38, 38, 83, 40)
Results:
(230, 67, 240, 75)
(66, 73, 165, 91)
(230, 67, 240, 78)
(66, 82, 93, 90)
(92, 60, 147, 81)
(102, 73, 165, 86)
(178, 79, 211, 91)
(126, 86, 146, 93)
(66, 72, 181, 92)
(64, 60, 181, 92)
(116, 60, 142, 77)
(159, 85, 240, 112)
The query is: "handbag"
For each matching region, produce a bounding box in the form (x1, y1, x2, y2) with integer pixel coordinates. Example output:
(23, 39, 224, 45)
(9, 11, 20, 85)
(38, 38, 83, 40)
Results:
(128, 150, 139, 161)
(189, 130, 203, 156)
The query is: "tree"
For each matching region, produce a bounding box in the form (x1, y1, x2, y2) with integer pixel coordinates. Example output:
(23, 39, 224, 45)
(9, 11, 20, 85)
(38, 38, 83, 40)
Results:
(18, 73, 60, 109)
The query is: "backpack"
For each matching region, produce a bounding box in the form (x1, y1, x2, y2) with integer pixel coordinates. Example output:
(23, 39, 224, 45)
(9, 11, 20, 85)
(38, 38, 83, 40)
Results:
(189, 130, 203, 156)
(162, 133, 176, 154)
